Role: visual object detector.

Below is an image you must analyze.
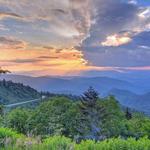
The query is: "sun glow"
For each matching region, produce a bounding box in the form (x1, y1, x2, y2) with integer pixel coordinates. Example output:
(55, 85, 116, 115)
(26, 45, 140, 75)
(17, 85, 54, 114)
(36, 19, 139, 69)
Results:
(101, 34, 132, 47)
(0, 48, 88, 76)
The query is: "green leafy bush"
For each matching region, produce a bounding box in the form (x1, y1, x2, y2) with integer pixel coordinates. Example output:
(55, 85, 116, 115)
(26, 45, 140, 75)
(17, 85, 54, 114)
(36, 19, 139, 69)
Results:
(0, 127, 23, 147)
(44, 136, 75, 150)
(6, 108, 31, 134)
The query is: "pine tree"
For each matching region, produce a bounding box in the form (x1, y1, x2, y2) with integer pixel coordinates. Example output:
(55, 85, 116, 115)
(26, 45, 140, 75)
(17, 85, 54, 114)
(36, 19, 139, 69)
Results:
(0, 105, 4, 116)
(125, 107, 132, 120)
(78, 87, 105, 140)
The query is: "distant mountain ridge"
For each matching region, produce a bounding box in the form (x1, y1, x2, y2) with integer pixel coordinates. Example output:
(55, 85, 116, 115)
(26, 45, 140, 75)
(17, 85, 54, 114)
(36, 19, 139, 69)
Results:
(1, 75, 138, 94)
(109, 89, 150, 115)
(1, 74, 150, 115)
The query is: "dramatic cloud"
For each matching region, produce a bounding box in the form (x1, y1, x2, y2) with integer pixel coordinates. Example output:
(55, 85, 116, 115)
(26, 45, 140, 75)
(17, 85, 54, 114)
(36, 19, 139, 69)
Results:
(0, 0, 95, 48)
(101, 33, 132, 47)
(82, 0, 150, 49)
(0, 0, 149, 75)
(0, 0, 149, 48)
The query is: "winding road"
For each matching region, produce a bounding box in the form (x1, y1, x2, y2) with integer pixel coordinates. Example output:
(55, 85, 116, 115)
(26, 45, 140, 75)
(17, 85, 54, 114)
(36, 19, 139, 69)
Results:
(5, 98, 42, 108)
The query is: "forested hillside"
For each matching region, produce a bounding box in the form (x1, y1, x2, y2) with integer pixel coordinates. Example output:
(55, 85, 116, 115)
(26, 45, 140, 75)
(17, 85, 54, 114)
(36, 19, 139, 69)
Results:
(0, 87, 150, 149)
(109, 89, 150, 115)
(0, 79, 40, 104)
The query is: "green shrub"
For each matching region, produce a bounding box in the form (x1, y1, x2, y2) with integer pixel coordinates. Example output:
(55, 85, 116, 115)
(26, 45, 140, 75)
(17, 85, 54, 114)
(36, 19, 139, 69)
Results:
(0, 127, 23, 147)
(44, 136, 75, 150)
(75, 137, 150, 150)
(75, 140, 96, 150)
(0, 130, 150, 150)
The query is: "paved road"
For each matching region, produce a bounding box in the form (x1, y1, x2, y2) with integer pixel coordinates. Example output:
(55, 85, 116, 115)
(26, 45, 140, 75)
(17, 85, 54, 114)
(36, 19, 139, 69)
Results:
(5, 98, 42, 108)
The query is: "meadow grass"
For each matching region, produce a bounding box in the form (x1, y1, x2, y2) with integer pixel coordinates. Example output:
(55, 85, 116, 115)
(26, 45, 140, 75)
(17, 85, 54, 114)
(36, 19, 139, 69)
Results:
(1, 136, 150, 150)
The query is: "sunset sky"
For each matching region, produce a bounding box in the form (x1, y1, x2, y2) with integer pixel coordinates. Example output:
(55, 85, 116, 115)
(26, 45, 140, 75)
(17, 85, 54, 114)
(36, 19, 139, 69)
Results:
(0, 0, 150, 76)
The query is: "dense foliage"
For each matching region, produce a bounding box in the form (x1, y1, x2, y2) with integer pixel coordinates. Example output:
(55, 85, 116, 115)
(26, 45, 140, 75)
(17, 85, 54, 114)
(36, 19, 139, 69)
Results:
(0, 87, 150, 149)
(0, 127, 24, 147)
(0, 87, 149, 140)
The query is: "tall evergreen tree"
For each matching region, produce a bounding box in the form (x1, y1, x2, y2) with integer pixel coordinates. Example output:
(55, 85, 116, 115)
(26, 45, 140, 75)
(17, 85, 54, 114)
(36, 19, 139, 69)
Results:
(0, 105, 4, 116)
(125, 107, 132, 120)
(78, 87, 105, 140)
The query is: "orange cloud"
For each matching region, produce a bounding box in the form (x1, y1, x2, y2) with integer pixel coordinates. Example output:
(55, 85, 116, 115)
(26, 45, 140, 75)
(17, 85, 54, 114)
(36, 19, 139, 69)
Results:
(0, 47, 88, 76)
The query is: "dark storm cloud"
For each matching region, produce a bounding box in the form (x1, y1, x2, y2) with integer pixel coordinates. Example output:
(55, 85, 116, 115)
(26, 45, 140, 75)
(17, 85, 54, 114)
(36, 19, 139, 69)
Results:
(78, 0, 150, 68)
(82, 0, 139, 48)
